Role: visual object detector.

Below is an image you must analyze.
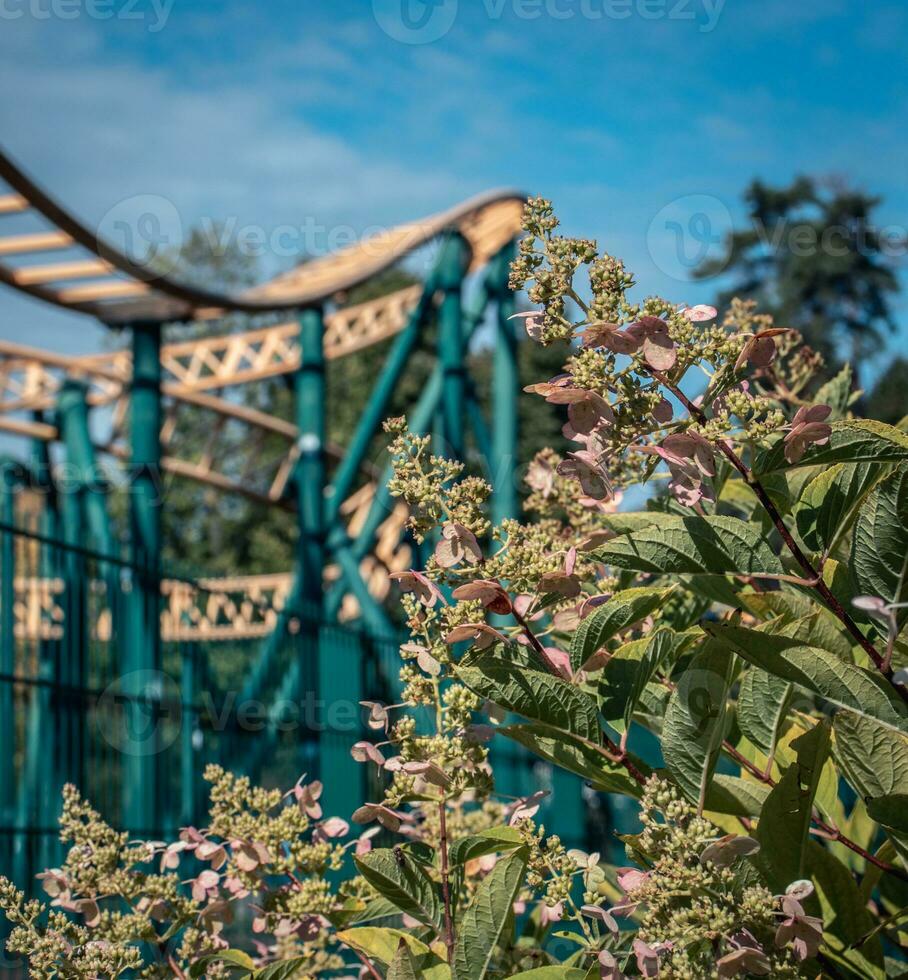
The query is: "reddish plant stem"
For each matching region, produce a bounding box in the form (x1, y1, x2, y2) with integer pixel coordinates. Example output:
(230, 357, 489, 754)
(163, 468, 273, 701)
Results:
(721, 740, 908, 883)
(351, 949, 383, 980)
(513, 606, 648, 787)
(652, 371, 906, 701)
(438, 800, 456, 966)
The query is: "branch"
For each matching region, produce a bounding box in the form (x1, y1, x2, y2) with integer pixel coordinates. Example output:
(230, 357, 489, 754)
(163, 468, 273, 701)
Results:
(437, 801, 456, 965)
(651, 370, 906, 702)
(721, 739, 908, 883)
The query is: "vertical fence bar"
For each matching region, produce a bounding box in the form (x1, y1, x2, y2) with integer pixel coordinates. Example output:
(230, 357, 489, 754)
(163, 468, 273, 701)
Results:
(124, 321, 162, 834)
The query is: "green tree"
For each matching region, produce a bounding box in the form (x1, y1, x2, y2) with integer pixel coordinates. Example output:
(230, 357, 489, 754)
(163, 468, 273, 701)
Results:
(695, 177, 902, 384)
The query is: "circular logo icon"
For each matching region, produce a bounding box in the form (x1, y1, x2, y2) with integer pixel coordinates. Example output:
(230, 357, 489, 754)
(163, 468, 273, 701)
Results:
(96, 193, 183, 281)
(96, 669, 182, 758)
(646, 193, 732, 282)
(372, 0, 458, 44)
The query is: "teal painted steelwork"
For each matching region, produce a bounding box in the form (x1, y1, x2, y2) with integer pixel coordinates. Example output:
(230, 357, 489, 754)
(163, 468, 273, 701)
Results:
(56, 380, 116, 556)
(489, 241, 519, 527)
(437, 233, 470, 460)
(295, 308, 362, 819)
(124, 322, 163, 833)
(0, 463, 16, 877)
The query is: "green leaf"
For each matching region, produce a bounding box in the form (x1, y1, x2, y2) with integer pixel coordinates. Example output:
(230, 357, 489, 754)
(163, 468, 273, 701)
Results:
(737, 667, 791, 756)
(755, 720, 830, 891)
(453, 849, 527, 980)
(706, 774, 770, 816)
(190, 951, 255, 978)
(815, 364, 854, 418)
(754, 419, 908, 474)
(622, 629, 687, 731)
(456, 652, 601, 741)
(833, 711, 908, 801)
(387, 939, 421, 980)
(569, 587, 676, 673)
(853, 466, 908, 628)
(808, 840, 885, 979)
(354, 849, 441, 930)
(500, 722, 647, 797)
(866, 795, 908, 867)
(336, 927, 432, 965)
(795, 461, 889, 555)
(592, 514, 783, 576)
(509, 970, 589, 979)
(662, 640, 736, 811)
(253, 959, 313, 980)
(704, 623, 908, 734)
(448, 827, 523, 867)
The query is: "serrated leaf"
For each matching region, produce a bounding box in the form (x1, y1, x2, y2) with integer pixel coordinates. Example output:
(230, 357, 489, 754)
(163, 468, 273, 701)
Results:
(570, 587, 676, 672)
(705, 623, 908, 733)
(756, 720, 830, 890)
(456, 653, 601, 741)
(833, 711, 908, 801)
(866, 795, 908, 867)
(387, 939, 421, 980)
(336, 927, 432, 965)
(354, 849, 441, 930)
(254, 959, 314, 980)
(737, 668, 792, 756)
(706, 774, 770, 816)
(190, 950, 255, 978)
(853, 466, 908, 630)
(448, 827, 523, 867)
(795, 461, 889, 555)
(592, 515, 783, 576)
(453, 849, 527, 980)
(598, 629, 692, 728)
(815, 364, 853, 418)
(754, 419, 908, 474)
(662, 640, 736, 811)
(500, 722, 647, 798)
(509, 970, 589, 979)
(808, 840, 885, 979)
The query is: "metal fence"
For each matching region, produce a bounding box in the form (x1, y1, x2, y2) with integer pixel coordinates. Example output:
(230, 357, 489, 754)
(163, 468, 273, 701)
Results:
(0, 514, 593, 900)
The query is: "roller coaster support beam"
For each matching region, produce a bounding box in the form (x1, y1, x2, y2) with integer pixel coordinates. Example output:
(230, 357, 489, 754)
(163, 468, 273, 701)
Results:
(124, 321, 163, 834)
(438, 232, 470, 461)
(296, 307, 359, 818)
(21, 429, 61, 873)
(324, 280, 436, 526)
(57, 380, 116, 557)
(322, 254, 502, 623)
(489, 241, 518, 527)
(0, 461, 18, 878)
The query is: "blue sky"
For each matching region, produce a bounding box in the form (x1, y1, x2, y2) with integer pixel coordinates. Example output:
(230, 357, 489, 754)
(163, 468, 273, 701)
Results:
(0, 0, 905, 364)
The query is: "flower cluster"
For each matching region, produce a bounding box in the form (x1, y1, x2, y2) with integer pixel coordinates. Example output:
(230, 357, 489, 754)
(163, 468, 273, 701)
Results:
(509, 197, 828, 511)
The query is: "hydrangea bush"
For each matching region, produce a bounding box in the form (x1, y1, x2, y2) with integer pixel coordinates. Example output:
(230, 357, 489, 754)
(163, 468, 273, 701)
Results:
(3, 198, 908, 978)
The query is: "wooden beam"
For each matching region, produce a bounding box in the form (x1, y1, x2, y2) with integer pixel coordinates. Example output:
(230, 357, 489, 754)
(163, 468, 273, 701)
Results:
(0, 194, 28, 215)
(13, 259, 113, 285)
(0, 231, 73, 256)
(56, 280, 150, 302)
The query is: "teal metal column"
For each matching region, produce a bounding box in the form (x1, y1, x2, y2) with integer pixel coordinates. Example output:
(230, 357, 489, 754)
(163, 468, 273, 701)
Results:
(57, 380, 115, 556)
(0, 463, 16, 879)
(437, 232, 470, 461)
(295, 307, 326, 621)
(295, 308, 360, 816)
(124, 321, 162, 834)
(489, 241, 519, 526)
